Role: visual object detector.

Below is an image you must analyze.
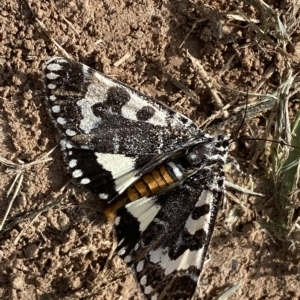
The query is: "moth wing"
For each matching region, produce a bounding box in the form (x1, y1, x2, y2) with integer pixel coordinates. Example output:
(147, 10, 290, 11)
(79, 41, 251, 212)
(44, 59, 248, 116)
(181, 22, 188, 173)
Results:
(44, 56, 203, 156)
(62, 148, 164, 200)
(44, 57, 205, 200)
(115, 164, 226, 300)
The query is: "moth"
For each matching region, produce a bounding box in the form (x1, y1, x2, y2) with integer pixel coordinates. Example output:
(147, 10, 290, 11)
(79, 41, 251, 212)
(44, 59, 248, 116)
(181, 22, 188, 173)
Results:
(44, 57, 229, 300)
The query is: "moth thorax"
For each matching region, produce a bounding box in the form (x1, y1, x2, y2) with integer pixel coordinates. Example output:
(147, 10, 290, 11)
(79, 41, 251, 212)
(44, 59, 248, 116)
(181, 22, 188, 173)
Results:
(184, 143, 212, 166)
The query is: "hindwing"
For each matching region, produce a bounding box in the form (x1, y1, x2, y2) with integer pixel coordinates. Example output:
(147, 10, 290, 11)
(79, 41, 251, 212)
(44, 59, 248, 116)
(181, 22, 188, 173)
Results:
(115, 136, 228, 300)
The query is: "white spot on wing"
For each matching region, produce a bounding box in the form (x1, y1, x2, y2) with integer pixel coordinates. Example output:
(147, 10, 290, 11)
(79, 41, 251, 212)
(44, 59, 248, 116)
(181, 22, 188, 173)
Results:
(49, 95, 56, 101)
(69, 159, 77, 168)
(47, 84, 56, 90)
(66, 129, 76, 136)
(72, 169, 83, 178)
(136, 260, 144, 272)
(57, 117, 66, 125)
(56, 58, 68, 63)
(140, 275, 147, 286)
(118, 247, 126, 256)
(46, 63, 63, 71)
(99, 193, 109, 199)
(126, 197, 161, 232)
(95, 153, 135, 178)
(121, 95, 168, 127)
(46, 72, 60, 80)
(52, 105, 60, 113)
(60, 140, 73, 150)
(144, 286, 153, 295)
(124, 255, 132, 263)
(80, 178, 90, 184)
(66, 142, 73, 149)
(114, 216, 121, 225)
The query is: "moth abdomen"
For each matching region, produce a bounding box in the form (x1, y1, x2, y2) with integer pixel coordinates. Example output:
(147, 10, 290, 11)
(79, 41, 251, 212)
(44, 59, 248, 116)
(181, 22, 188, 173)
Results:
(104, 161, 185, 222)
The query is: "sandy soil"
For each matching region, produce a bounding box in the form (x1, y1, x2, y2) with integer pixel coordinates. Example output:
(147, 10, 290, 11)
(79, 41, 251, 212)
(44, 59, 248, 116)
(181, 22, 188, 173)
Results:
(1, 0, 300, 299)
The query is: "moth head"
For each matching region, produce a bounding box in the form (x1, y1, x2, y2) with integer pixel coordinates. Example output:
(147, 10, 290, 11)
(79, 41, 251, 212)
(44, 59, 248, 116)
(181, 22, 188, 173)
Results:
(185, 135, 229, 166)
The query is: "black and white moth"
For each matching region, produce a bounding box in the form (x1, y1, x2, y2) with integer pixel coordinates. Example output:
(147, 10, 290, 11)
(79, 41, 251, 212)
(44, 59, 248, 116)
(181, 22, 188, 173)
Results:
(44, 57, 229, 300)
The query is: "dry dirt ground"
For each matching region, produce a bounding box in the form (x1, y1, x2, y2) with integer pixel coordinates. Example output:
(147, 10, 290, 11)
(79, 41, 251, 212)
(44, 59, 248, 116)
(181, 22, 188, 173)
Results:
(1, 0, 300, 299)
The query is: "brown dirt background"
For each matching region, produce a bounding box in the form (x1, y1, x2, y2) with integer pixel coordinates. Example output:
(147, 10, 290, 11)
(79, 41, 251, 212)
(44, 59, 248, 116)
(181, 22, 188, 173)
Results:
(1, 0, 300, 299)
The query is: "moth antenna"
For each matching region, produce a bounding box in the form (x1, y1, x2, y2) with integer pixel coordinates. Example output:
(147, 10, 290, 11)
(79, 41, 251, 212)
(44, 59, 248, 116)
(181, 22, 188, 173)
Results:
(226, 90, 298, 150)
(230, 137, 300, 150)
(230, 89, 249, 141)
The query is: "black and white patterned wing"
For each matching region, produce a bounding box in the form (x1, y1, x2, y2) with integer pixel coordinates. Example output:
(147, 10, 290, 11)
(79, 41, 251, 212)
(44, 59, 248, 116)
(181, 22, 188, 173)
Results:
(44, 57, 205, 200)
(44, 56, 230, 300)
(115, 136, 229, 300)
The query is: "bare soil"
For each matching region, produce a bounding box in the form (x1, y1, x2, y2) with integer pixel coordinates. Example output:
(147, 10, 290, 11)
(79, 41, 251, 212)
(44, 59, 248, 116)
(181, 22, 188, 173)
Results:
(1, 1, 300, 300)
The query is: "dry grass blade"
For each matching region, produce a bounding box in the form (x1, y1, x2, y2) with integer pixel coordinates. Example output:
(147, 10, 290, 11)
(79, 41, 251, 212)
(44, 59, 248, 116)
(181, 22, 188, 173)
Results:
(288, 217, 300, 242)
(277, 110, 300, 228)
(180, 19, 206, 48)
(171, 78, 200, 104)
(255, 0, 300, 52)
(235, 1, 293, 59)
(23, 0, 72, 59)
(0, 182, 70, 237)
(0, 147, 56, 231)
(245, 70, 298, 176)
(113, 52, 131, 67)
(216, 283, 241, 300)
(0, 171, 23, 231)
(225, 181, 265, 197)
(186, 51, 224, 109)
(270, 70, 298, 165)
(260, 67, 300, 240)
(285, 0, 300, 47)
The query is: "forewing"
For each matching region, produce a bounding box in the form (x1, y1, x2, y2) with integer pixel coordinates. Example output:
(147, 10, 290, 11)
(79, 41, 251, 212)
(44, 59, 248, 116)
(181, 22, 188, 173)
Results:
(44, 57, 202, 155)
(63, 148, 160, 200)
(44, 57, 204, 199)
(115, 149, 227, 300)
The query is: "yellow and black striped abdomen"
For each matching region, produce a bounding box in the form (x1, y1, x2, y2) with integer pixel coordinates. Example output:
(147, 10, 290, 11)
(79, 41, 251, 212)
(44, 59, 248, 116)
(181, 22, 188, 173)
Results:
(104, 162, 183, 222)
